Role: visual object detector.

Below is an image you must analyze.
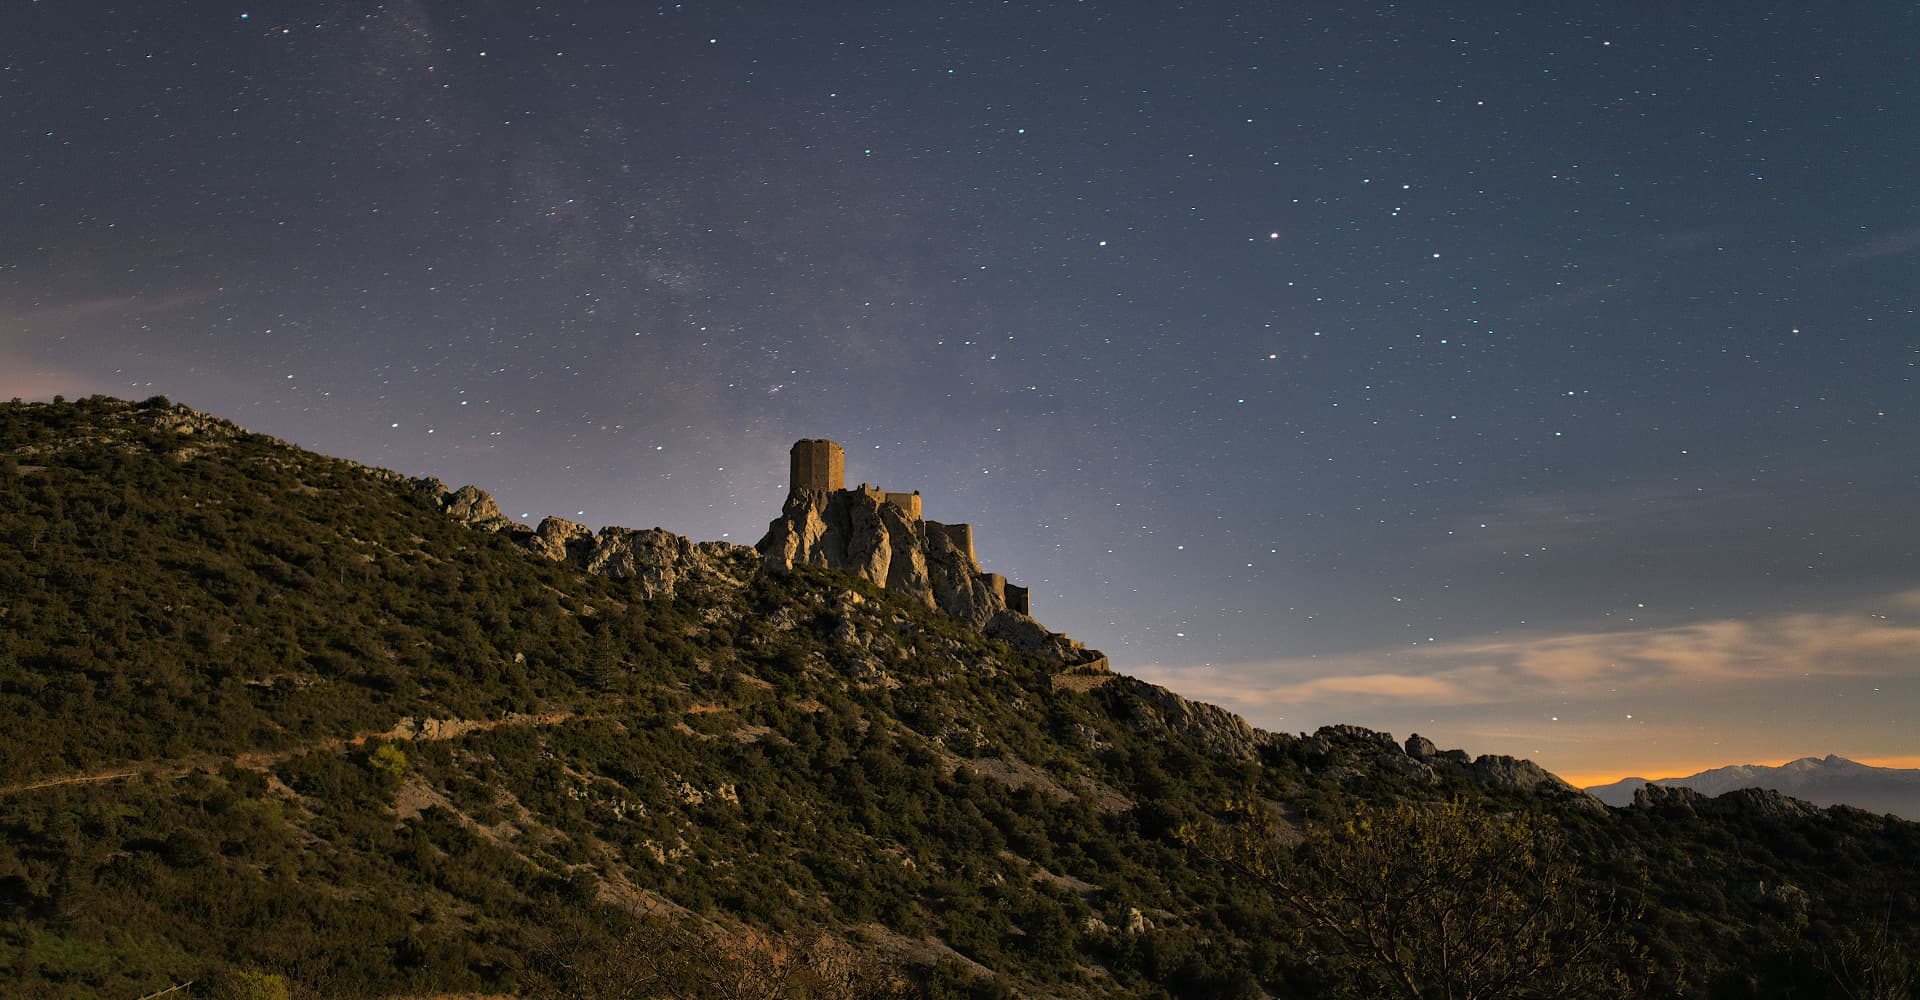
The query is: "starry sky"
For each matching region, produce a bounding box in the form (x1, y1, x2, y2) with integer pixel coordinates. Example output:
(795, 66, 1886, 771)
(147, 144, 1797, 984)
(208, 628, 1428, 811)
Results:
(6, 2, 1916, 784)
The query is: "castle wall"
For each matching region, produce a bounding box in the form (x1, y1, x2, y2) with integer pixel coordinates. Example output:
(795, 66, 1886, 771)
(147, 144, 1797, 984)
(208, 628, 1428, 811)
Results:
(1005, 584, 1030, 615)
(884, 491, 923, 520)
(789, 439, 845, 492)
(981, 573, 1006, 602)
(927, 521, 975, 563)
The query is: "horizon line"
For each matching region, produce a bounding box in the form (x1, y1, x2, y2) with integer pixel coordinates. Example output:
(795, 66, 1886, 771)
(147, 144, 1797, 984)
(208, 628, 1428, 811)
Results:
(1567, 754, 1920, 789)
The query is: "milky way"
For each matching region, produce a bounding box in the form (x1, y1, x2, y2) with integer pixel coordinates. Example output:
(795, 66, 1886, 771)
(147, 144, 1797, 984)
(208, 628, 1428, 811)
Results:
(6, 2, 1916, 781)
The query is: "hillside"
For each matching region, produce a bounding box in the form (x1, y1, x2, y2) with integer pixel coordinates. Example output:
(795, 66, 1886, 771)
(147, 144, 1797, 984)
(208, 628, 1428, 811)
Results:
(1589, 756, 1920, 820)
(3, 395, 1918, 999)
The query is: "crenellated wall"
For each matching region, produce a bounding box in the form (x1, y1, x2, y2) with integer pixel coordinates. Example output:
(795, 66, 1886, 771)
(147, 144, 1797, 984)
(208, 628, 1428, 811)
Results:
(884, 491, 923, 519)
(853, 484, 924, 520)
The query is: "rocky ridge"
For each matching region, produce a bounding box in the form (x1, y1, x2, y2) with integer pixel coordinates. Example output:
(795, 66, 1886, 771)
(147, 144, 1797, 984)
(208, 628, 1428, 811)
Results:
(408, 479, 759, 603)
(1628, 783, 1829, 821)
(409, 476, 1105, 674)
(403, 476, 1611, 802)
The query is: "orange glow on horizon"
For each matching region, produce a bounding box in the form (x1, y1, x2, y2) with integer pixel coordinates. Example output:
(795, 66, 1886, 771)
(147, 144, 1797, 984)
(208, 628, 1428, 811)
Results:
(1567, 754, 1920, 789)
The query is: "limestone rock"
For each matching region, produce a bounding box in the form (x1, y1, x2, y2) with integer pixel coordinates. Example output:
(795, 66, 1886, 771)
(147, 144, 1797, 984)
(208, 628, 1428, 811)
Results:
(1379, 753, 1439, 784)
(984, 610, 1095, 667)
(757, 487, 995, 622)
(525, 516, 595, 563)
(414, 479, 514, 532)
(1315, 724, 1399, 750)
(410, 470, 755, 600)
(139, 402, 239, 438)
(1464, 753, 1580, 795)
(582, 527, 755, 601)
(1405, 734, 1439, 759)
(1122, 677, 1270, 761)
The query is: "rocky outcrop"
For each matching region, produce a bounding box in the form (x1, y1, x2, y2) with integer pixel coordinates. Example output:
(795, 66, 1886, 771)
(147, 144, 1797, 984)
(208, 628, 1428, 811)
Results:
(412, 484, 755, 600)
(1630, 783, 1824, 821)
(1464, 754, 1582, 796)
(759, 488, 954, 611)
(759, 487, 1055, 639)
(984, 610, 1106, 670)
(524, 516, 596, 563)
(1279, 726, 1604, 807)
(138, 400, 242, 437)
(1118, 678, 1274, 761)
(578, 527, 756, 600)
(411, 479, 513, 532)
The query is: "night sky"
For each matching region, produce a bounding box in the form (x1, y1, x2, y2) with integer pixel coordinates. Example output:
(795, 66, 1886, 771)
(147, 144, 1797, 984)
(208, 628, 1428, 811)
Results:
(7, 2, 1916, 783)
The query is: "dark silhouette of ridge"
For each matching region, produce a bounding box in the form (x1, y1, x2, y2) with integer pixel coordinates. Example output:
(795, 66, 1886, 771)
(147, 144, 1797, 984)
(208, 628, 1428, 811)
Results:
(1587, 754, 1920, 819)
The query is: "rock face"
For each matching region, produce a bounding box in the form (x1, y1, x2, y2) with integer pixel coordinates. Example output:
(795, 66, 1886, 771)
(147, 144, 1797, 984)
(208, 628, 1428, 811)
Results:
(410, 478, 513, 532)
(577, 526, 755, 600)
(527, 519, 756, 600)
(760, 487, 943, 612)
(1119, 678, 1273, 760)
(523, 516, 596, 563)
(759, 487, 1005, 622)
(983, 610, 1106, 670)
(1464, 754, 1583, 796)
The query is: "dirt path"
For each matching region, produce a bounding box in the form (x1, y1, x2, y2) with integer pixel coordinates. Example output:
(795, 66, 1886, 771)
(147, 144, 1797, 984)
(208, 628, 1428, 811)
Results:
(0, 710, 582, 799)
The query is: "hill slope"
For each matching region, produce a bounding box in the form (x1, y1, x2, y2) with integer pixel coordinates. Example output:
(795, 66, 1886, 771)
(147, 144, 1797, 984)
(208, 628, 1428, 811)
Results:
(1588, 755, 1920, 819)
(3, 396, 1918, 998)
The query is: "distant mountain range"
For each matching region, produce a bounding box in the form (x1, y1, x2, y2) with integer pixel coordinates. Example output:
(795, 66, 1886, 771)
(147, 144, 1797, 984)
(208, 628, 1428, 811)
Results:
(1587, 755, 1920, 819)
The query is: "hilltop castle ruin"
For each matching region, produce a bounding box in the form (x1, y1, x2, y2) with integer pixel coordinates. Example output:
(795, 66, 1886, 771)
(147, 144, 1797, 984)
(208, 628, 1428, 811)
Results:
(775, 439, 1029, 616)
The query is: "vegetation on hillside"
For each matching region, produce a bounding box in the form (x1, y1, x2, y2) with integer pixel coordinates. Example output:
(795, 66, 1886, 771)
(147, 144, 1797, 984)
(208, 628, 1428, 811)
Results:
(2, 396, 1916, 998)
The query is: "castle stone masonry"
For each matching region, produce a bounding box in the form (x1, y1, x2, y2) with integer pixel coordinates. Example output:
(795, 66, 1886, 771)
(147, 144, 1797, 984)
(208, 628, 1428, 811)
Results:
(789, 438, 845, 492)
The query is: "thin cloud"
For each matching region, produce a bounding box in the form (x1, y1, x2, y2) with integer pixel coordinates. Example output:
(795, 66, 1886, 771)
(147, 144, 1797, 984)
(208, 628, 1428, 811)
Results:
(1144, 596, 1920, 713)
(1162, 671, 1464, 707)
(1843, 225, 1920, 262)
(0, 291, 208, 336)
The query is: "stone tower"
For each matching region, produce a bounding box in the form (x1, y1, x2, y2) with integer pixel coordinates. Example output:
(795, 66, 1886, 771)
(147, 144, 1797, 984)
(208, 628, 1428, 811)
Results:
(789, 438, 845, 493)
